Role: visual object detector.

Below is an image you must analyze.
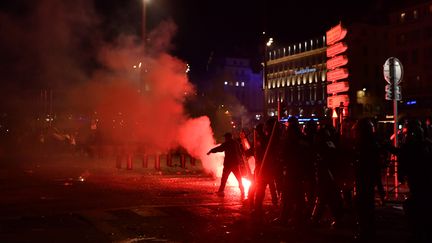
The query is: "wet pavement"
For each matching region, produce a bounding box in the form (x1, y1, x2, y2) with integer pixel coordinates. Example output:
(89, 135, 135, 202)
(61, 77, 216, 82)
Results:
(0, 154, 410, 242)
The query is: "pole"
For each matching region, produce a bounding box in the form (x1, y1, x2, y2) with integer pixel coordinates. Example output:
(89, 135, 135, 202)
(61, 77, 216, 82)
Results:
(390, 58, 399, 198)
(140, 1, 147, 94)
(263, 44, 268, 120)
(142, 1, 146, 51)
(393, 89, 398, 198)
(277, 98, 281, 121)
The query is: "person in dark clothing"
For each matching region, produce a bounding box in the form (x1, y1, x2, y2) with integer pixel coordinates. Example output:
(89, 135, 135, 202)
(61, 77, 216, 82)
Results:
(311, 126, 344, 228)
(248, 123, 278, 207)
(396, 119, 432, 242)
(207, 132, 245, 198)
(278, 116, 306, 226)
(303, 120, 319, 220)
(251, 120, 280, 211)
(352, 118, 381, 241)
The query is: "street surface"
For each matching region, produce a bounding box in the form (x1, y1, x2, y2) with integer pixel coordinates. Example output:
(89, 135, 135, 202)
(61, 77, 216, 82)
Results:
(0, 154, 409, 242)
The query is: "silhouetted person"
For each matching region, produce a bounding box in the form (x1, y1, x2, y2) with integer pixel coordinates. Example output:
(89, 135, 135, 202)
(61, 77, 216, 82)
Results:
(207, 132, 245, 198)
(248, 123, 278, 207)
(311, 126, 344, 228)
(352, 118, 381, 241)
(303, 120, 318, 220)
(252, 118, 281, 218)
(279, 116, 305, 226)
(397, 119, 432, 242)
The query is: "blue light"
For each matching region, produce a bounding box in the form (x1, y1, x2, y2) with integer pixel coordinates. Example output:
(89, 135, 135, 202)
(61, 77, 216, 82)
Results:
(406, 100, 417, 105)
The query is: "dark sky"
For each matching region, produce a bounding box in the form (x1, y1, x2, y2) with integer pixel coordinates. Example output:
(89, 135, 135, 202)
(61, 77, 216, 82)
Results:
(94, 0, 383, 72)
(0, 0, 410, 82)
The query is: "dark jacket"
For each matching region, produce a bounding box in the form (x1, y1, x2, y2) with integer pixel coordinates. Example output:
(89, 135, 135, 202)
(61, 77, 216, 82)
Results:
(209, 139, 243, 167)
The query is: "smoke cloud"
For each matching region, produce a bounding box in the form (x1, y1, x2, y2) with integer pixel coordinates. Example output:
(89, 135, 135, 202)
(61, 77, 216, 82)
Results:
(1, 1, 226, 178)
(84, 20, 224, 175)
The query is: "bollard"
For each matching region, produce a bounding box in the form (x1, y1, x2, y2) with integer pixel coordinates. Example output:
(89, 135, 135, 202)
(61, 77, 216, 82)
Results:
(180, 154, 186, 168)
(142, 154, 148, 168)
(116, 154, 122, 169)
(167, 153, 172, 167)
(190, 156, 196, 166)
(155, 154, 161, 170)
(126, 153, 133, 170)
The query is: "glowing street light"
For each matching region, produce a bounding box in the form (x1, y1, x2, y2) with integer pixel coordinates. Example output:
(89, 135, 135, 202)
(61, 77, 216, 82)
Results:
(185, 63, 190, 73)
(266, 37, 274, 47)
(263, 36, 274, 118)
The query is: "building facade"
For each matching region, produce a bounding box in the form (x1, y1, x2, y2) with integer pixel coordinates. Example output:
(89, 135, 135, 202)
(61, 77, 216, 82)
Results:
(264, 0, 432, 123)
(205, 56, 264, 127)
(388, 1, 432, 116)
(264, 36, 328, 120)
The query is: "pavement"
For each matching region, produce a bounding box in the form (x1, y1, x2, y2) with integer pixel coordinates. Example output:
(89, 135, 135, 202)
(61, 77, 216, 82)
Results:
(0, 153, 411, 242)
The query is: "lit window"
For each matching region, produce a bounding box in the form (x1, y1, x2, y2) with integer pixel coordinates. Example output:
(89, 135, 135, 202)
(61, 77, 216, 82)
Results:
(224, 81, 228, 85)
(413, 10, 418, 19)
(241, 82, 245, 87)
(235, 82, 239, 86)
(400, 12, 406, 22)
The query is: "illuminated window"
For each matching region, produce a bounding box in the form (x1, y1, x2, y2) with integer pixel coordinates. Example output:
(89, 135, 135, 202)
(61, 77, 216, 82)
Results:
(235, 82, 239, 86)
(241, 82, 245, 87)
(400, 12, 406, 22)
(224, 81, 228, 85)
(413, 10, 418, 19)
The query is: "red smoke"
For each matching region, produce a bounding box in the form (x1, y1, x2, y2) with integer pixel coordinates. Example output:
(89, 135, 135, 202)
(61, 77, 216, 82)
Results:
(178, 117, 223, 176)
(77, 19, 225, 176)
(1, 1, 227, 179)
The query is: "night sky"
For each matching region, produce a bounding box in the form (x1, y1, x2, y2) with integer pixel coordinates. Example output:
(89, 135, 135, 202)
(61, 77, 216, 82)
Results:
(0, 0, 410, 86)
(93, 0, 397, 74)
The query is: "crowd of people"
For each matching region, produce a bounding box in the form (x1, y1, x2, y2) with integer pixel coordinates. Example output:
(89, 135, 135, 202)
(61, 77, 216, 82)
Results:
(209, 116, 432, 242)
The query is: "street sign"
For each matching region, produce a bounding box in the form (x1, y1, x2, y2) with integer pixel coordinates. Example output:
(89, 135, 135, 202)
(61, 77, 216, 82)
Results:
(326, 55, 348, 70)
(327, 68, 349, 82)
(326, 42, 348, 58)
(327, 94, 349, 108)
(385, 84, 402, 100)
(383, 57, 403, 85)
(385, 84, 393, 100)
(327, 81, 349, 94)
(326, 23, 347, 45)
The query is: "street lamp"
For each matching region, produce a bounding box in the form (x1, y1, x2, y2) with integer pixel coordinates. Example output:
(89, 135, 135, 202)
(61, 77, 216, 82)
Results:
(142, 0, 150, 50)
(263, 35, 273, 119)
(140, 0, 150, 93)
